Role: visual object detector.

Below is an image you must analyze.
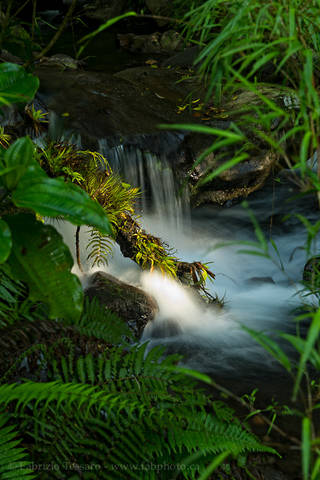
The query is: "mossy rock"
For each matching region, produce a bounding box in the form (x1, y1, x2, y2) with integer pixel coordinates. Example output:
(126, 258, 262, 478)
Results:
(84, 271, 158, 338)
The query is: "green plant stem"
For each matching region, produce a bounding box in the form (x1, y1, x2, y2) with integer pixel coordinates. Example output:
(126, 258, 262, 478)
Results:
(136, 13, 184, 25)
(211, 380, 301, 446)
(76, 226, 83, 273)
(13, 0, 31, 17)
(24, 0, 78, 68)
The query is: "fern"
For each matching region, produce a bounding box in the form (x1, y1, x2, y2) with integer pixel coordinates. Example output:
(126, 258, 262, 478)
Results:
(0, 414, 35, 480)
(72, 297, 133, 343)
(0, 343, 276, 479)
(86, 227, 114, 268)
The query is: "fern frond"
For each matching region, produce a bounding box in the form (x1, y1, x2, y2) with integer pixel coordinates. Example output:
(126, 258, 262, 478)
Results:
(167, 412, 277, 456)
(0, 414, 35, 479)
(72, 297, 133, 343)
(0, 267, 44, 329)
(85, 170, 139, 223)
(86, 228, 114, 268)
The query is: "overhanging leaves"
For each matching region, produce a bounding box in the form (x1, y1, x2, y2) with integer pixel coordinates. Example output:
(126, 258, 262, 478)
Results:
(0, 63, 39, 107)
(2, 136, 35, 190)
(5, 214, 83, 321)
(12, 166, 112, 235)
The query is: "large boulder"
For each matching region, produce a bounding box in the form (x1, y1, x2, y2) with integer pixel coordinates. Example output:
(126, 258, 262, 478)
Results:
(84, 271, 158, 338)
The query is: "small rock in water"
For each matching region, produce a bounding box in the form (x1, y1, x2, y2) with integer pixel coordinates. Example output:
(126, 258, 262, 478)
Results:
(148, 317, 182, 339)
(247, 276, 275, 285)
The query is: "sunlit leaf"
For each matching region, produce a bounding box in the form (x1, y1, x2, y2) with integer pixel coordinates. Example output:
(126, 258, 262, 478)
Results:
(12, 165, 112, 235)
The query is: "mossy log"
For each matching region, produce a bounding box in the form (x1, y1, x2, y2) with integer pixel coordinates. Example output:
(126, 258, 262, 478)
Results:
(116, 212, 215, 291)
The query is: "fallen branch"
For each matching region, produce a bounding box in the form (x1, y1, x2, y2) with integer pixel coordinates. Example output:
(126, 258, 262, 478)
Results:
(116, 212, 215, 290)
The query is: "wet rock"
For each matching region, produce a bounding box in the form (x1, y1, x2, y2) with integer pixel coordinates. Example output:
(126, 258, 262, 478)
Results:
(191, 151, 276, 206)
(0, 49, 23, 64)
(34, 64, 282, 205)
(117, 30, 183, 54)
(83, 0, 127, 21)
(39, 53, 84, 70)
(35, 65, 202, 144)
(179, 131, 277, 206)
(161, 46, 201, 68)
(223, 85, 300, 116)
(114, 65, 203, 103)
(84, 271, 158, 338)
(247, 276, 275, 285)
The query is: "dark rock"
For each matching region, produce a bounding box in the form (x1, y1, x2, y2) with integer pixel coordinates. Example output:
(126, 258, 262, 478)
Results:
(84, 271, 158, 338)
(145, 0, 172, 26)
(39, 53, 84, 70)
(179, 131, 277, 206)
(117, 30, 183, 54)
(247, 276, 275, 285)
(162, 46, 201, 68)
(0, 49, 23, 64)
(114, 65, 203, 103)
(83, 0, 127, 21)
(34, 65, 280, 205)
(35, 65, 203, 145)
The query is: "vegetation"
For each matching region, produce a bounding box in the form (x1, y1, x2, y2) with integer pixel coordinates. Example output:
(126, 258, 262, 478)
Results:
(166, 0, 320, 478)
(0, 0, 320, 478)
(0, 62, 274, 479)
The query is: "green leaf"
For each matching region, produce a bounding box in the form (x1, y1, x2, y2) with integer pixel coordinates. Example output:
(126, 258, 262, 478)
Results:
(2, 137, 35, 190)
(12, 166, 112, 235)
(0, 219, 12, 263)
(302, 417, 311, 480)
(293, 309, 320, 401)
(159, 123, 245, 141)
(5, 214, 83, 321)
(0, 63, 39, 107)
(77, 12, 137, 57)
(199, 152, 249, 185)
(198, 451, 231, 480)
(242, 326, 292, 372)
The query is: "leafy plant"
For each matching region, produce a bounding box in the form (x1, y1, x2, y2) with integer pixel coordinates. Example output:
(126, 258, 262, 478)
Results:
(0, 62, 39, 106)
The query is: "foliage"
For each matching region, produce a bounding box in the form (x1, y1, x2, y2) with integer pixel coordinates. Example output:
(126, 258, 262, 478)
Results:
(168, 0, 320, 476)
(134, 229, 178, 275)
(77, 11, 137, 58)
(0, 63, 39, 106)
(179, 0, 320, 99)
(0, 65, 111, 321)
(0, 414, 35, 480)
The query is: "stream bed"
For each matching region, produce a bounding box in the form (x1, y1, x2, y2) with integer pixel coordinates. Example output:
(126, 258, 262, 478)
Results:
(57, 148, 319, 399)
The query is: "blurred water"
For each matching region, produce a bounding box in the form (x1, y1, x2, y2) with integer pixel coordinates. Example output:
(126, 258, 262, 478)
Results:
(54, 159, 319, 378)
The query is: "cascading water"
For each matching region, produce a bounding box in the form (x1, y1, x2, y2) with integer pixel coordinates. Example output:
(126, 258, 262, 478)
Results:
(55, 141, 318, 382)
(98, 139, 190, 233)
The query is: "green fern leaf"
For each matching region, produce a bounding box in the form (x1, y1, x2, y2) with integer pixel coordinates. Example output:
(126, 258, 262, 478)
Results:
(0, 415, 35, 479)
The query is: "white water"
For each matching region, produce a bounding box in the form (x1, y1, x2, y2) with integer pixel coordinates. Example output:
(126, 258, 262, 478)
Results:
(54, 151, 319, 378)
(98, 140, 190, 232)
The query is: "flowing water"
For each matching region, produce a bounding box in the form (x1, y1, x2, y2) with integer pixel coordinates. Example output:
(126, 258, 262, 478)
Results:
(55, 144, 319, 384)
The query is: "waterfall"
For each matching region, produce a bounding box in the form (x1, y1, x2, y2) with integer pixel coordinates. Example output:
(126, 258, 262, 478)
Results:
(98, 139, 190, 233)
